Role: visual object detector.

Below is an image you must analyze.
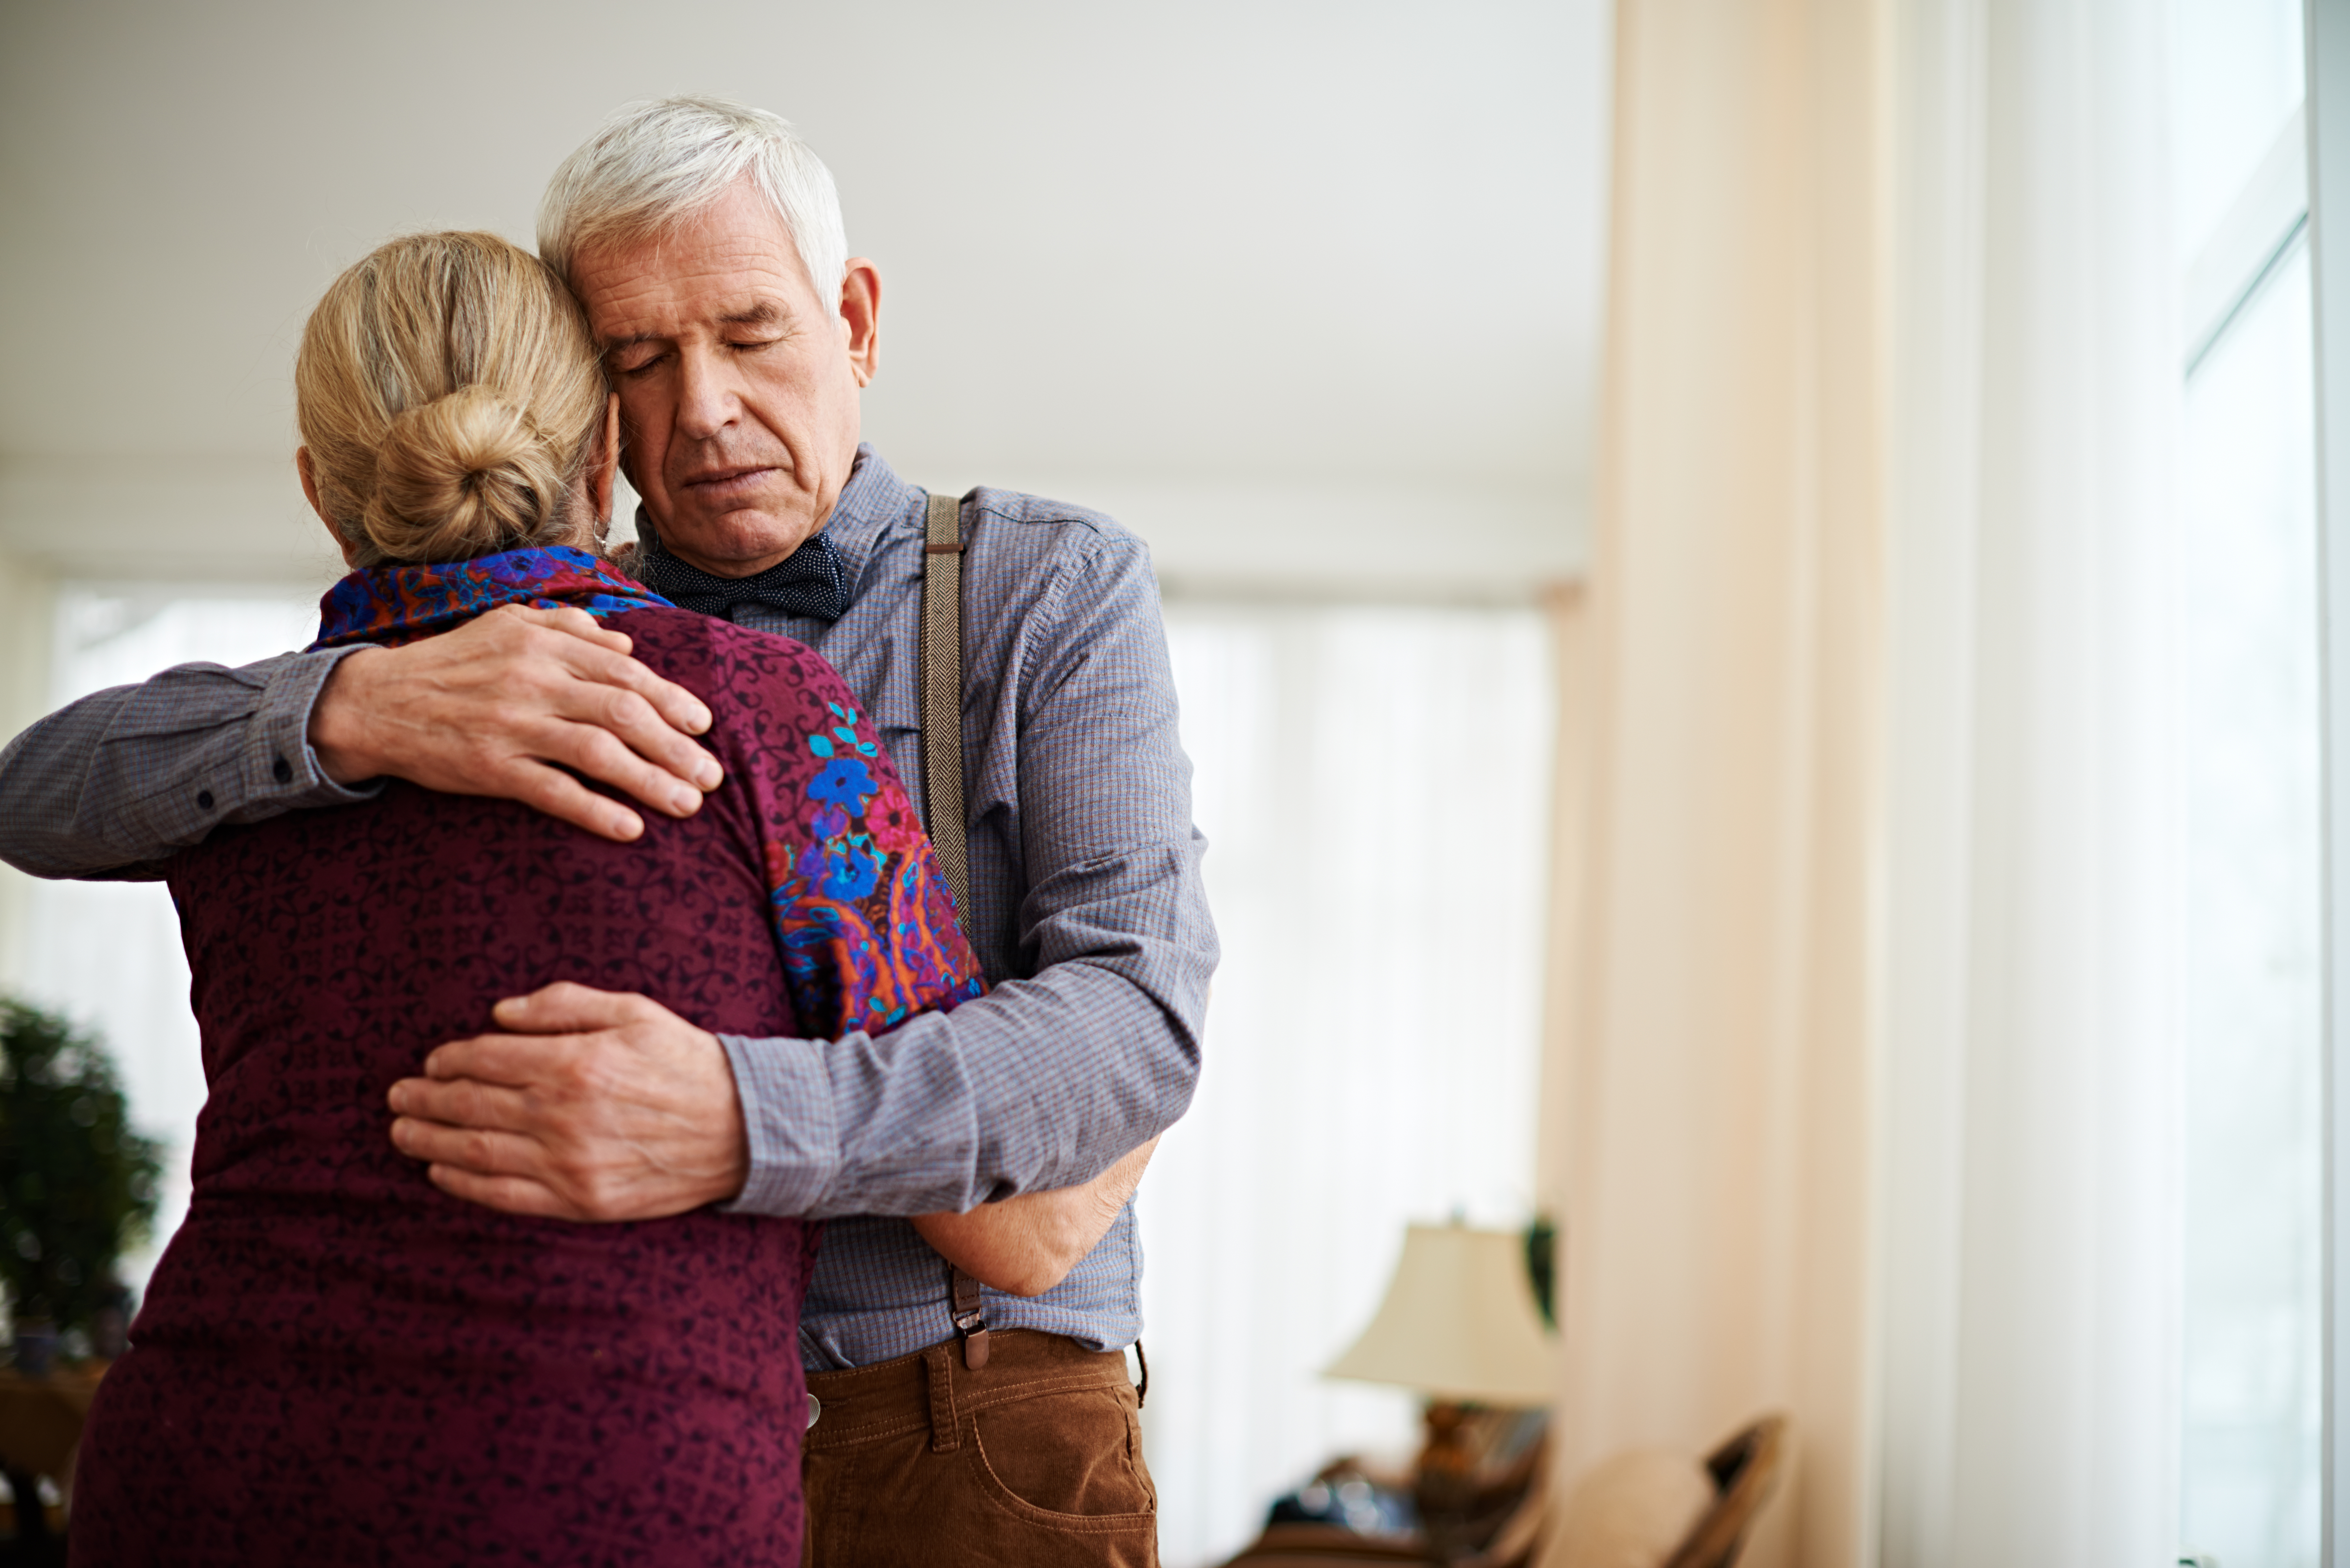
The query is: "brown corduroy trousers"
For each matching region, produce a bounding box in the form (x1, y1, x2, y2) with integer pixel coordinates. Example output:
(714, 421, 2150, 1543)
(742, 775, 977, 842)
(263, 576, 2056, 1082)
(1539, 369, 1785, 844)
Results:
(802, 1329, 1158, 1567)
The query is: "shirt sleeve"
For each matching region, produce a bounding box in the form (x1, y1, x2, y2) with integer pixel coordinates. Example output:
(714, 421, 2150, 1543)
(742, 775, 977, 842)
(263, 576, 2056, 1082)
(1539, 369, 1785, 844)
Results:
(720, 533, 1216, 1220)
(0, 649, 383, 881)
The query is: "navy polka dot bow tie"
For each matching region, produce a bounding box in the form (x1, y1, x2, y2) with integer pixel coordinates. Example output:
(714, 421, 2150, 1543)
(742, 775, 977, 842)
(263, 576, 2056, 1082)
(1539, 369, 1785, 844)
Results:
(628, 508, 850, 623)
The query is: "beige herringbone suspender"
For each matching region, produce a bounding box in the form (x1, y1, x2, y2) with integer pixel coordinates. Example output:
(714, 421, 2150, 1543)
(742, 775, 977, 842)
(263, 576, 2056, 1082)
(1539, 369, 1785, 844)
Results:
(920, 491, 969, 915)
(921, 488, 989, 1369)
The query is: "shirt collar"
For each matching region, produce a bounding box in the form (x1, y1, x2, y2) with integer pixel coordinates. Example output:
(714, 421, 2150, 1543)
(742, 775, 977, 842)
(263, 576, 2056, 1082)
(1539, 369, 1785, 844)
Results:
(619, 444, 924, 619)
(816, 444, 926, 597)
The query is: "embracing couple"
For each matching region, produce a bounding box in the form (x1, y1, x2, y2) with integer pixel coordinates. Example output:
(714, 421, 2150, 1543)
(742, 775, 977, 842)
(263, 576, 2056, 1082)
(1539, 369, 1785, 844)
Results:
(0, 96, 1214, 1567)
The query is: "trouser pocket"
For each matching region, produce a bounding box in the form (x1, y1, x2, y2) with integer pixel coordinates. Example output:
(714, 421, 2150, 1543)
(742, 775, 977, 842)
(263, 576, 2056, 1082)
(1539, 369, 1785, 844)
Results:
(807, 1381, 1157, 1568)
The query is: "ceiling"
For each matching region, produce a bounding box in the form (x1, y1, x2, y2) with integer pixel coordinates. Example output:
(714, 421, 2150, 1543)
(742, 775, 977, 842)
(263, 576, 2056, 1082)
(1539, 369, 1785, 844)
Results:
(0, 0, 1611, 594)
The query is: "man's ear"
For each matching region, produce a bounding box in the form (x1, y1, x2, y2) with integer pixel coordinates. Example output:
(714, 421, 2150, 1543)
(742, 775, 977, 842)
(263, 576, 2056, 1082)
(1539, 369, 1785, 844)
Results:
(840, 259, 881, 388)
(589, 393, 621, 528)
(297, 448, 361, 569)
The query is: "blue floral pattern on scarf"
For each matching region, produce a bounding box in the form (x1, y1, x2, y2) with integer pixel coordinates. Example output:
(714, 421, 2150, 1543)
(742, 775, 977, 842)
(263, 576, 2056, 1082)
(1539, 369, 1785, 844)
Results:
(767, 700, 982, 1030)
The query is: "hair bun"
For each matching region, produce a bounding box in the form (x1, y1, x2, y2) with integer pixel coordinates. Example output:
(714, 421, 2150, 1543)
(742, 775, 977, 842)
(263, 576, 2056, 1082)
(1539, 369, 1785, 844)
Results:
(297, 231, 605, 567)
(362, 384, 566, 561)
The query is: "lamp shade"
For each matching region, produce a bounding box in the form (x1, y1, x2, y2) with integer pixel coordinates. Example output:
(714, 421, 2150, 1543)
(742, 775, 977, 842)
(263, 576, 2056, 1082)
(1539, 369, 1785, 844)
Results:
(1323, 1222, 1558, 1406)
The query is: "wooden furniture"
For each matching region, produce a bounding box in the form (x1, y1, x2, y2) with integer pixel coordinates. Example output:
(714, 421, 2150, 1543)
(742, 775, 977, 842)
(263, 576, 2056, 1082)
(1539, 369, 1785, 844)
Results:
(1663, 1416, 1788, 1568)
(1218, 1413, 1788, 1568)
(1217, 1437, 1547, 1568)
(0, 1363, 106, 1556)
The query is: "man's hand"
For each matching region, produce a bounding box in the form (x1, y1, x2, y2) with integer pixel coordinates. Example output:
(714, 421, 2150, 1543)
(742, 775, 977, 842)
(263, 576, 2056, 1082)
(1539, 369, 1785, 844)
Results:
(912, 1138, 1160, 1297)
(386, 982, 749, 1221)
(313, 602, 723, 843)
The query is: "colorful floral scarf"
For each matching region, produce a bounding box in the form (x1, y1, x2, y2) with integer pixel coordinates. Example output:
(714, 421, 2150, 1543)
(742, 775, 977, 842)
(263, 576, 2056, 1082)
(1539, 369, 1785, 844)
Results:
(310, 547, 672, 651)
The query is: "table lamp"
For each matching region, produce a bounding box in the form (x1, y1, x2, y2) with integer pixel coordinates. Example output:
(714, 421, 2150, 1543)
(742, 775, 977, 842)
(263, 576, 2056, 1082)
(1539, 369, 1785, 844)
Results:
(1324, 1220, 1559, 1557)
(1324, 1220, 1558, 1406)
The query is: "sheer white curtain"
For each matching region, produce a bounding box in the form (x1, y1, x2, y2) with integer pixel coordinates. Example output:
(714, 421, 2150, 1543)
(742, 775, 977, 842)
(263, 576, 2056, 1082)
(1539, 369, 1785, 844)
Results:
(1558, 1, 2195, 1562)
(0, 552, 57, 1002)
(1142, 599, 1553, 1568)
(17, 586, 324, 1289)
(1541, 3, 1886, 1562)
(1879, 0, 2185, 1562)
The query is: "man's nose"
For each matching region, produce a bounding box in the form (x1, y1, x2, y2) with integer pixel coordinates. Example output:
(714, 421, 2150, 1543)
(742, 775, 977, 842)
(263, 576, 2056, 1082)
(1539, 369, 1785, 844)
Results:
(674, 345, 741, 442)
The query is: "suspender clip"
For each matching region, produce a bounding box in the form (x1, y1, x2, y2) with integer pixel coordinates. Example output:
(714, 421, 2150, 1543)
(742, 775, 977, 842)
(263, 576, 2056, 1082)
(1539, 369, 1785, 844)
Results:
(949, 1264, 992, 1370)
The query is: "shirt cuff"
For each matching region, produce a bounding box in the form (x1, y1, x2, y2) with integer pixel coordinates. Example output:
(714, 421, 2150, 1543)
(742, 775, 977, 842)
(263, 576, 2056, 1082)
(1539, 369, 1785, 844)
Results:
(718, 1031, 842, 1217)
(243, 647, 384, 810)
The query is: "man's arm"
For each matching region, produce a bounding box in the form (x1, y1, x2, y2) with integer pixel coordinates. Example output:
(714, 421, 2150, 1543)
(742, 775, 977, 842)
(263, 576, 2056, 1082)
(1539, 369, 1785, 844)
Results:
(382, 980, 1157, 1293)
(911, 1138, 1158, 1298)
(388, 530, 1218, 1220)
(0, 604, 724, 879)
(0, 648, 377, 880)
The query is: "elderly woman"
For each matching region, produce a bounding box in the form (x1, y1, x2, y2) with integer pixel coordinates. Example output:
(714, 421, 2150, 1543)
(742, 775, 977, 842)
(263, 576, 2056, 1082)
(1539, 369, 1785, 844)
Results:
(70, 231, 1042, 1566)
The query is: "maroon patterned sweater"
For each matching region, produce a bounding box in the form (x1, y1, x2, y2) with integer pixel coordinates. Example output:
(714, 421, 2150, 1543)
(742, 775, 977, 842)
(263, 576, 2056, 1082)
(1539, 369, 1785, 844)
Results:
(71, 551, 983, 1567)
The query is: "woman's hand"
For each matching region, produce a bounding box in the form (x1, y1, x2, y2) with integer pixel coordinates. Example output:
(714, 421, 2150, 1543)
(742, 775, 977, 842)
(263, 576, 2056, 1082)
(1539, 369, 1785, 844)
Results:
(911, 1139, 1160, 1298)
(312, 602, 724, 842)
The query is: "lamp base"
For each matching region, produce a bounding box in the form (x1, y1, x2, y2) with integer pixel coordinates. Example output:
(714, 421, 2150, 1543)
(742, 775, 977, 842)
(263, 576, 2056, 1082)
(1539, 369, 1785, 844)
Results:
(1413, 1401, 1549, 1563)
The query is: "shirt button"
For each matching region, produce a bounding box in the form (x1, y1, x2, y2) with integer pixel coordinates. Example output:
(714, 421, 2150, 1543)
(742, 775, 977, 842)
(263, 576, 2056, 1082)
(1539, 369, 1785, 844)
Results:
(197, 789, 215, 811)
(273, 755, 293, 784)
(806, 1395, 822, 1429)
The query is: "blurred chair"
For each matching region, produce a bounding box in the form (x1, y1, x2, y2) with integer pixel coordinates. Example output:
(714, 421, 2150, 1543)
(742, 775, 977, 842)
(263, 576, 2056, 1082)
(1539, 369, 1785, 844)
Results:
(1660, 1415, 1787, 1568)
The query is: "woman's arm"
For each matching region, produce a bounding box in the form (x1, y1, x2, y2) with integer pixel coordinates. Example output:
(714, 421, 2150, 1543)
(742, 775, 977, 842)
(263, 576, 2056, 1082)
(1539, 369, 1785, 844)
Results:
(912, 1138, 1158, 1297)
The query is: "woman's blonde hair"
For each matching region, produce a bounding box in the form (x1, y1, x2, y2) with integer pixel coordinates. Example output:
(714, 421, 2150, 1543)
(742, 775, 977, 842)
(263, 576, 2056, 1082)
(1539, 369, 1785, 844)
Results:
(296, 231, 606, 567)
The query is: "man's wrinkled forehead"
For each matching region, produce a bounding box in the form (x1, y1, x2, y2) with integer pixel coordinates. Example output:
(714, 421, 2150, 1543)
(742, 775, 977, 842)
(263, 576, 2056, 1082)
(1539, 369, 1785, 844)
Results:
(569, 194, 818, 342)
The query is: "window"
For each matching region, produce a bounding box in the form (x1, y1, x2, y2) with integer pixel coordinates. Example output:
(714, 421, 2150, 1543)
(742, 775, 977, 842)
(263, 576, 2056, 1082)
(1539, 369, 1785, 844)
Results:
(2173, 2, 2323, 1562)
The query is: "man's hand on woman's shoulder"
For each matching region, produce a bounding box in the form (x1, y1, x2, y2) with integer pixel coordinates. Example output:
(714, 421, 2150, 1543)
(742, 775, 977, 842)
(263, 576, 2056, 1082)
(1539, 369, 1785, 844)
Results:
(311, 602, 725, 842)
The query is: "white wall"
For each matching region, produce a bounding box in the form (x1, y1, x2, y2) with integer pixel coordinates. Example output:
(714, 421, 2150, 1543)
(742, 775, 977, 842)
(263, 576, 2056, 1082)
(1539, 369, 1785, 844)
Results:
(0, 0, 1610, 593)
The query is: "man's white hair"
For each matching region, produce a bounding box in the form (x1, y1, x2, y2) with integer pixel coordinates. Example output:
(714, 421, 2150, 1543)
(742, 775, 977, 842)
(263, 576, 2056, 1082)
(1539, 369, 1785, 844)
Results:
(537, 95, 846, 301)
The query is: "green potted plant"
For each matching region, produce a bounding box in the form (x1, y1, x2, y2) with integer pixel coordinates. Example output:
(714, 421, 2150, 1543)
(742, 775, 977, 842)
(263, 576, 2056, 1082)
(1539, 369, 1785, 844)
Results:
(0, 1000, 161, 1372)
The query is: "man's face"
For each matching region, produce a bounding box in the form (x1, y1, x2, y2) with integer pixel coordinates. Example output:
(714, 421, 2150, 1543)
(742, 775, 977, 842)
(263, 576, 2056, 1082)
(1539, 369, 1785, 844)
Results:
(571, 178, 879, 578)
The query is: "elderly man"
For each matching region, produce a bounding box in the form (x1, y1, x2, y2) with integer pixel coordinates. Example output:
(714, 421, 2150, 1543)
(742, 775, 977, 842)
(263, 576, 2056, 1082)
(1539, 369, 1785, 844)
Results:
(0, 97, 1211, 1565)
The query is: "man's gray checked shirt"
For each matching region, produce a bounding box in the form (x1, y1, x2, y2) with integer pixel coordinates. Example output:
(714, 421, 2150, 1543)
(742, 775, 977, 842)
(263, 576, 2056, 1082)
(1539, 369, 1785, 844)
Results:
(0, 445, 1218, 1371)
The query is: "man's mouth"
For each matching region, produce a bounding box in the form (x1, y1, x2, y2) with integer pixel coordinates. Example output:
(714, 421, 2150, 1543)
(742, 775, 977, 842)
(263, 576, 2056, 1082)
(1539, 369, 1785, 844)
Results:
(678, 464, 783, 500)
